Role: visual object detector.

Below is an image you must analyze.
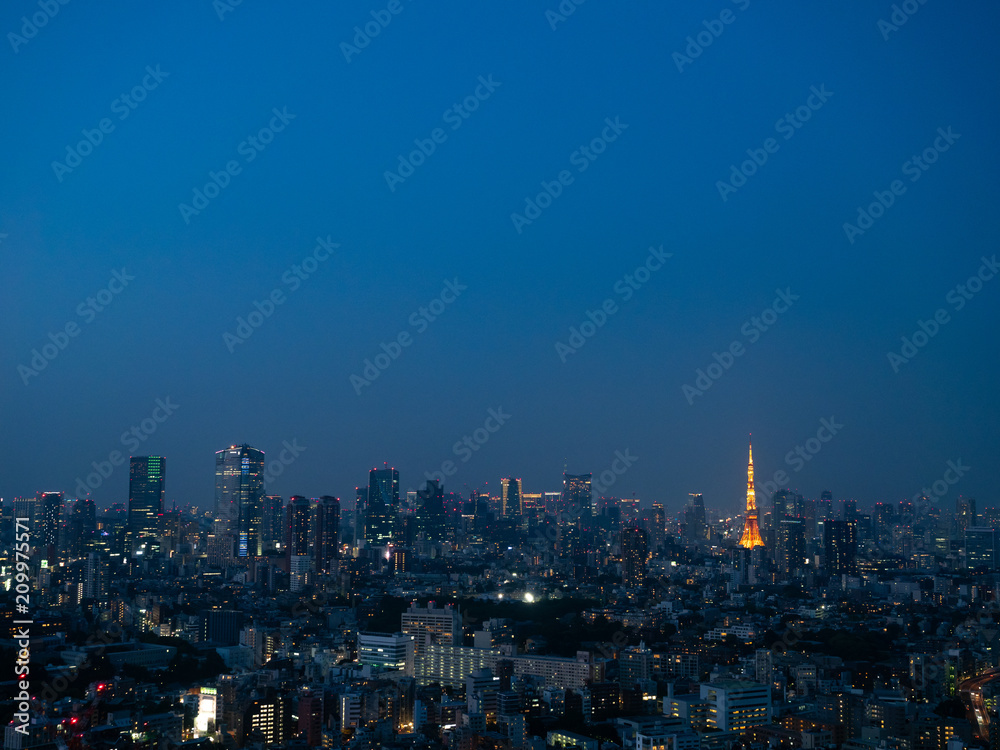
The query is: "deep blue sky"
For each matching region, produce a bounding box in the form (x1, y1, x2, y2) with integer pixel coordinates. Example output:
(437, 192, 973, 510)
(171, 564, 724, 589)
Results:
(2, 1, 998, 516)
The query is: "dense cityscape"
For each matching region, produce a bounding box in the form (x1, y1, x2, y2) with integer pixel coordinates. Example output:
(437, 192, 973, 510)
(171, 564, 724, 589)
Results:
(4, 440, 1000, 750)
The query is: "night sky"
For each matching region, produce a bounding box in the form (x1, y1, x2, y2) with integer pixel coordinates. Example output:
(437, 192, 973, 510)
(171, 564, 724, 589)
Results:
(2, 1, 998, 516)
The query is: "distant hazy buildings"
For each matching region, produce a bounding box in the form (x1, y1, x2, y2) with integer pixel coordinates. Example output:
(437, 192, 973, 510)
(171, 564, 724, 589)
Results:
(562, 473, 593, 517)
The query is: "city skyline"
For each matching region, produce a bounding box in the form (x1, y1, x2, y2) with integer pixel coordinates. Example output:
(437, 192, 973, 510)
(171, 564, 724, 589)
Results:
(14, 436, 981, 524)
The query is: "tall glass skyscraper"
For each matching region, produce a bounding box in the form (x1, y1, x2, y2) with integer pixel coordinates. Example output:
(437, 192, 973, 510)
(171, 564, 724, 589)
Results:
(128, 457, 165, 554)
(562, 473, 593, 516)
(214, 444, 265, 559)
(314, 495, 340, 573)
(501, 477, 522, 518)
(365, 467, 399, 545)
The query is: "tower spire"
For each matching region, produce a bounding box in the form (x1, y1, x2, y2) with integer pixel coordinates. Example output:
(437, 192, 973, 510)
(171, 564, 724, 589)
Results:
(738, 435, 764, 548)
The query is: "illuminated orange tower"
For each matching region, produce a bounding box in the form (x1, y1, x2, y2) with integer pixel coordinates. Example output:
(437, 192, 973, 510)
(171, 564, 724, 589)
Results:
(738, 437, 764, 548)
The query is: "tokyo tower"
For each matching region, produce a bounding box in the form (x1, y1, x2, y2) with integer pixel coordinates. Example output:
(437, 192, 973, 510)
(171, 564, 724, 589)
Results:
(738, 437, 764, 549)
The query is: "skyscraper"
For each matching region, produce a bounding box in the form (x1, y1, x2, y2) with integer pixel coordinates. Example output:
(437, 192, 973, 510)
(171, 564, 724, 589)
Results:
(128, 456, 165, 553)
(650, 500, 666, 552)
(773, 489, 804, 521)
(36, 491, 63, 556)
(260, 495, 283, 551)
(776, 518, 805, 576)
(819, 490, 834, 520)
(313, 495, 340, 573)
(416, 480, 447, 543)
(826, 519, 857, 575)
(957, 496, 978, 533)
(501, 477, 522, 518)
(286, 496, 311, 557)
(562, 473, 593, 517)
(622, 526, 648, 587)
(738, 439, 764, 549)
(214, 444, 265, 560)
(685, 493, 707, 543)
(366, 466, 399, 545)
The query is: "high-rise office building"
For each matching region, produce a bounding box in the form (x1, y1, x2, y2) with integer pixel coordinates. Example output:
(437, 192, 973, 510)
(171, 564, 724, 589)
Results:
(826, 519, 857, 575)
(501, 477, 522, 518)
(776, 518, 805, 576)
(622, 526, 648, 587)
(416, 480, 447, 544)
(313, 495, 340, 573)
(649, 500, 666, 552)
(773, 489, 804, 521)
(262, 495, 283, 551)
(957, 497, 978, 534)
(685, 493, 707, 543)
(128, 456, 165, 553)
(562, 473, 593, 517)
(214, 444, 265, 559)
(286, 496, 311, 559)
(819, 490, 834, 520)
(36, 491, 63, 555)
(65, 497, 96, 559)
(366, 466, 399, 545)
